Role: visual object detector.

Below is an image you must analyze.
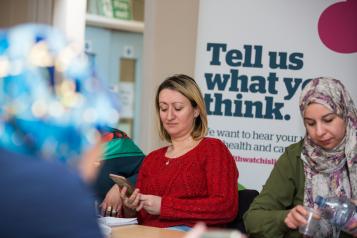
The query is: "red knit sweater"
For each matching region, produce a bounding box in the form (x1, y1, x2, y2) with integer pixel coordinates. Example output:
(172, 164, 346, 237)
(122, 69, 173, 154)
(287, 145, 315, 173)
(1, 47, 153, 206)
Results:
(136, 137, 239, 228)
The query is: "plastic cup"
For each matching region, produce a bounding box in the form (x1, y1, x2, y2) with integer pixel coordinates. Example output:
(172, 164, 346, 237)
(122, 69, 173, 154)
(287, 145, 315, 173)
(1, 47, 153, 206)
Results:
(298, 207, 320, 237)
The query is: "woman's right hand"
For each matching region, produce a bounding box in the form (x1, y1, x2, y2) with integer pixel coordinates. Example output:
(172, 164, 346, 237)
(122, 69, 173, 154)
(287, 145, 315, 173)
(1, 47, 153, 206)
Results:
(100, 184, 122, 217)
(120, 187, 141, 210)
(348, 199, 357, 237)
(284, 205, 310, 229)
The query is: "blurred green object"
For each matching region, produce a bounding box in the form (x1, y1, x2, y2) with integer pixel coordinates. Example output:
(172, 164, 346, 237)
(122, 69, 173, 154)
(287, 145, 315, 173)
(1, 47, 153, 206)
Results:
(238, 183, 246, 191)
(103, 136, 144, 160)
(112, 0, 132, 20)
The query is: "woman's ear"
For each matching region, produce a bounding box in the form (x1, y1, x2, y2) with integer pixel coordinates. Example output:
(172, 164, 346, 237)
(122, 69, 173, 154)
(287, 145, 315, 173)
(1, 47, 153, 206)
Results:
(194, 109, 199, 118)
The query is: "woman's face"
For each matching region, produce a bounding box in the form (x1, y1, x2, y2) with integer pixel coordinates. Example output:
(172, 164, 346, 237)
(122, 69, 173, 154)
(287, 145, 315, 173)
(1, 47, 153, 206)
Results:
(304, 103, 346, 150)
(158, 89, 198, 140)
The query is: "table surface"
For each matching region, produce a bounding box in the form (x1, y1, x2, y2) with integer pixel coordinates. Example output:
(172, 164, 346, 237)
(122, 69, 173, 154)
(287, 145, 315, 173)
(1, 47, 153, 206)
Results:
(111, 225, 185, 238)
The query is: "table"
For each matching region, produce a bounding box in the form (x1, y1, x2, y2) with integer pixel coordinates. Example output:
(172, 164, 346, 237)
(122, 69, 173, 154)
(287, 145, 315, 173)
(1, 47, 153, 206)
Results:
(111, 225, 185, 238)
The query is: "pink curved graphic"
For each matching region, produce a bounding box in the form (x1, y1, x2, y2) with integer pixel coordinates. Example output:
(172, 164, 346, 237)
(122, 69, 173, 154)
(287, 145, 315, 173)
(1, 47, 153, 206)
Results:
(318, 0, 357, 54)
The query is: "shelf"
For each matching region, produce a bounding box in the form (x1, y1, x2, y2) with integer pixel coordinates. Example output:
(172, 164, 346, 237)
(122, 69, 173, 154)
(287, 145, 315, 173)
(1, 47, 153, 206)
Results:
(85, 13, 144, 33)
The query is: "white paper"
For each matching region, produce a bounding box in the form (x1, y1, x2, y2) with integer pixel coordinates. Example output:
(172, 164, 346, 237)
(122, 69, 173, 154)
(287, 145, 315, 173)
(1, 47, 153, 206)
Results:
(98, 217, 138, 227)
(98, 223, 111, 237)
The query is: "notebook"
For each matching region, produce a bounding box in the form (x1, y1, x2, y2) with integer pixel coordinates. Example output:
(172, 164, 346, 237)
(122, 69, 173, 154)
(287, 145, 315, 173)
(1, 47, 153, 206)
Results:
(98, 217, 138, 227)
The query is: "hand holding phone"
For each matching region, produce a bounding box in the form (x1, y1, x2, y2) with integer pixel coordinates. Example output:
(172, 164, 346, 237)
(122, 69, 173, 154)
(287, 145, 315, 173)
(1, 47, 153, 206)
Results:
(109, 173, 134, 197)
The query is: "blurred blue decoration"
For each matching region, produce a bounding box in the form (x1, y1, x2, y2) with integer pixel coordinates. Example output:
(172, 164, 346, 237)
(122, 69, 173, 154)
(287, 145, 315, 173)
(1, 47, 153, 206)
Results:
(0, 24, 120, 163)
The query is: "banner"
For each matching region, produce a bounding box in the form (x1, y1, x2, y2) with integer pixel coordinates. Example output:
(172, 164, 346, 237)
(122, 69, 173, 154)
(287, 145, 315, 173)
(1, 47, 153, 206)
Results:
(195, 0, 357, 191)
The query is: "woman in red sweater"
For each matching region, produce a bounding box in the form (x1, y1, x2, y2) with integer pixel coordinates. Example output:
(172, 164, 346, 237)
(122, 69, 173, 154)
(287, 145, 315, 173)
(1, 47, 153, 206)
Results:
(120, 74, 239, 231)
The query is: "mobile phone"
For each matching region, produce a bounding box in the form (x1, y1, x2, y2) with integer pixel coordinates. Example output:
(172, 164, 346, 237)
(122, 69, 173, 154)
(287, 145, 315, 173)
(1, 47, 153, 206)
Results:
(109, 173, 134, 197)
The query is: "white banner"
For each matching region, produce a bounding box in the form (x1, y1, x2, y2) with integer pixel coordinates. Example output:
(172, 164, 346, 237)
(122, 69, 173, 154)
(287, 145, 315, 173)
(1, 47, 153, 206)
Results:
(195, 0, 357, 191)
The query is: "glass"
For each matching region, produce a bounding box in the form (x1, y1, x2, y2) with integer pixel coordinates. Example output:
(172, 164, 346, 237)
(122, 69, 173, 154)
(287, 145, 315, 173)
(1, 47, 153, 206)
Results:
(299, 207, 320, 237)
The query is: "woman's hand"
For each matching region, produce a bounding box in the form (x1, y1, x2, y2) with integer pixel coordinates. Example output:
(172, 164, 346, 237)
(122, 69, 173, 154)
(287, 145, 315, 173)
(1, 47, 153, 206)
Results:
(139, 194, 162, 215)
(347, 199, 357, 237)
(121, 187, 141, 209)
(345, 219, 357, 237)
(284, 205, 311, 229)
(343, 212, 357, 237)
(100, 184, 122, 217)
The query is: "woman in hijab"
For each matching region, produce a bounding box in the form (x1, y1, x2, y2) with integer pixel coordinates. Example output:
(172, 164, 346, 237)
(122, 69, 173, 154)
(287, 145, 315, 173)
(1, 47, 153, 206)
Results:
(244, 77, 357, 238)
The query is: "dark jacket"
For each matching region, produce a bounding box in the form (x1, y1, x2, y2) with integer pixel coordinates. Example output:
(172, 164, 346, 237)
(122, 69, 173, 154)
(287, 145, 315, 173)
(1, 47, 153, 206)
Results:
(0, 148, 102, 238)
(244, 140, 351, 238)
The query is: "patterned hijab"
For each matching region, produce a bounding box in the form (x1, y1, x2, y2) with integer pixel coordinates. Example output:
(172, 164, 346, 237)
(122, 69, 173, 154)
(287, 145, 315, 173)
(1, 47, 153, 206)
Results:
(299, 77, 357, 236)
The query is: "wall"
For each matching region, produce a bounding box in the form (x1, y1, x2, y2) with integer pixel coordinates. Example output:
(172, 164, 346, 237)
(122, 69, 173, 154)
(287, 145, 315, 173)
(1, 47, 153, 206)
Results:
(0, 0, 53, 27)
(138, 0, 200, 153)
(85, 26, 144, 140)
(0, 0, 199, 154)
(0, 0, 86, 48)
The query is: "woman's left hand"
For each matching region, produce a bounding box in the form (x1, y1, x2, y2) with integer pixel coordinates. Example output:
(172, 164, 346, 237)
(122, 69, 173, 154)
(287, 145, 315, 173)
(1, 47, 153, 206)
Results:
(138, 194, 162, 215)
(100, 184, 122, 217)
(345, 220, 357, 237)
(284, 205, 310, 229)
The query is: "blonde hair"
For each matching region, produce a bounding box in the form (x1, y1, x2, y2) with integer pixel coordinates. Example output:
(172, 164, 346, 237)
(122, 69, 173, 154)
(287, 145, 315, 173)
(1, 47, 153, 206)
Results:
(155, 74, 208, 142)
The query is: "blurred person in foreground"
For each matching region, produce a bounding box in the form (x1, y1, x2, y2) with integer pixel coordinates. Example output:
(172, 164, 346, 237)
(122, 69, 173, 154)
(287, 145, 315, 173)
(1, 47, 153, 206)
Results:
(105, 74, 239, 231)
(244, 77, 357, 238)
(0, 24, 119, 237)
